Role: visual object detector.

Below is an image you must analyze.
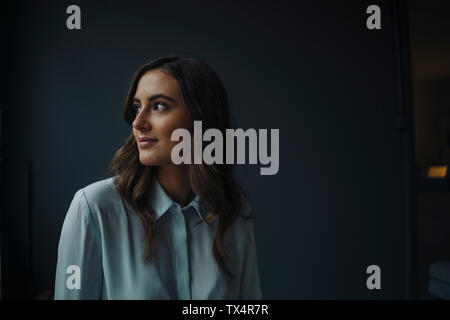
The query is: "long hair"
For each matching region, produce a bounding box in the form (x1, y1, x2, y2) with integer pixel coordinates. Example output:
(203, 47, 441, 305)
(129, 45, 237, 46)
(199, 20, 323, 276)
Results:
(109, 55, 253, 278)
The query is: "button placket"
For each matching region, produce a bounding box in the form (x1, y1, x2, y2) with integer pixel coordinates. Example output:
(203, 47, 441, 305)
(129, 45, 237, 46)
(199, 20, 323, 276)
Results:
(170, 203, 191, 299)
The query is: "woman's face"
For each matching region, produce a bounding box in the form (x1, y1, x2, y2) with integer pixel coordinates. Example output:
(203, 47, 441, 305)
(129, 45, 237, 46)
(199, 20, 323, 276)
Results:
(132, 68, 193, 167)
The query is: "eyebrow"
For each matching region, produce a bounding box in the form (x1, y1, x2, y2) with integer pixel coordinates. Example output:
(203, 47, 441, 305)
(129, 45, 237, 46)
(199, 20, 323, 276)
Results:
(133, 93, 177, 104)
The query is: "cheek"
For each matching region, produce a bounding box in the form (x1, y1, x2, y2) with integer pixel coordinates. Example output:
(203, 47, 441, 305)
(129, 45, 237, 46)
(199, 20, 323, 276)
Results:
(155, 111, 193, 143)
(153, 120, 180, 144)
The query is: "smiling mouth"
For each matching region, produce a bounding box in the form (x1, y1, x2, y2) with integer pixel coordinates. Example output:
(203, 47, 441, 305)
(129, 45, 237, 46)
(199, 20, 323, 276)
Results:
(138, 139, 158, 148)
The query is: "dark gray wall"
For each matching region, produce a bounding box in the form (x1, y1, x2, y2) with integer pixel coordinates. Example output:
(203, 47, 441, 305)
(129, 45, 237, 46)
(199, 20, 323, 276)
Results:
(2, 0, 414, 299)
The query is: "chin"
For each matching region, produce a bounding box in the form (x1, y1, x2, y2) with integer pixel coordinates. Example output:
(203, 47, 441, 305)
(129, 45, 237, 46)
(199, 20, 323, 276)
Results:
(139, 155, 159, 167)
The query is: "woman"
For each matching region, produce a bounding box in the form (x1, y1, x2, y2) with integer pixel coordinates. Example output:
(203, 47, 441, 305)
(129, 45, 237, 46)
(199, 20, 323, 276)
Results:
(54, 55, 262, 299)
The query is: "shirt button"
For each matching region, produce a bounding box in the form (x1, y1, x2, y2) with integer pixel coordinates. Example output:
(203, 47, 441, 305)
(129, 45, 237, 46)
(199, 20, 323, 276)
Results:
(172, 203, 183, 216)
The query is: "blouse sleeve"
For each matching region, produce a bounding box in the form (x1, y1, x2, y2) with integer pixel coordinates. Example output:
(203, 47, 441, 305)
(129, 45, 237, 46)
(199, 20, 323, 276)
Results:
(54, 189, 103, 299)
(239, 212, 263, 299)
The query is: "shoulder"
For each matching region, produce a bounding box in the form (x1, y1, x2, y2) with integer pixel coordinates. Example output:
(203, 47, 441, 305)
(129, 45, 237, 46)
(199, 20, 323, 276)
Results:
(81, 176, 120, 208)
(72, 176, 124, 223)
(60, 177, 123, 242)
(226, 197, 257, 247)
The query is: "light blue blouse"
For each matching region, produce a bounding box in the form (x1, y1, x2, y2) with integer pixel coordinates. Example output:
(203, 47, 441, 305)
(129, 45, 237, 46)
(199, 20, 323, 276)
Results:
(54, 176, 262, 300)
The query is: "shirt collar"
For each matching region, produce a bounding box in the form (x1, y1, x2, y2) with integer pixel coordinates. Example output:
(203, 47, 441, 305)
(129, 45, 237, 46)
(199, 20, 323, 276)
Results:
(148, 176, 209, 221)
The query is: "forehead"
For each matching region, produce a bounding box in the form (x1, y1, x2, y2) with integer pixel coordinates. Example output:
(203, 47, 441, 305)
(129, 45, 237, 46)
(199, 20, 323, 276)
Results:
(134, 69, 180, 99)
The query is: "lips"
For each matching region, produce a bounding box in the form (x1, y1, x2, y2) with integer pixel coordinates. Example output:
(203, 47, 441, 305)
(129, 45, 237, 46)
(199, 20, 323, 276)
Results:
(138, 137, 158, 142)
(138, 136, 158, 149)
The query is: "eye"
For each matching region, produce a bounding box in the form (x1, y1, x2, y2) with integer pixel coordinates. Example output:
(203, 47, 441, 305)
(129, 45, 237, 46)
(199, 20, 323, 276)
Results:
(133, 104, 142, 114)
(153, 101, 168, 111)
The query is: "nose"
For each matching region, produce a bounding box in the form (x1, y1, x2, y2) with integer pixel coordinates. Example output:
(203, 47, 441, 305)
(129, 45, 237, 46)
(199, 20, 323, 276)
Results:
(132, 106, 152, 131)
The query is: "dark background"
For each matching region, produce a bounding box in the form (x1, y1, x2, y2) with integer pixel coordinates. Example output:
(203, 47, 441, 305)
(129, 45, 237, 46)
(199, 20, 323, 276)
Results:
(408, 0, 450, 299)
(0, 0, 436, 299)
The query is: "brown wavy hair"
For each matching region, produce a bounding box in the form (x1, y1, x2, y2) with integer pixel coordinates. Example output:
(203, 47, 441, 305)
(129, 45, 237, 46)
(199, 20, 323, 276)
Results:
(108, 55, 253, 278)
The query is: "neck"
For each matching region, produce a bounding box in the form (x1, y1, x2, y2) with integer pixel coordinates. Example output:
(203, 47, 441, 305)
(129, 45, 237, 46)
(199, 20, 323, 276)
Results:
(155, 164, 194, 207)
